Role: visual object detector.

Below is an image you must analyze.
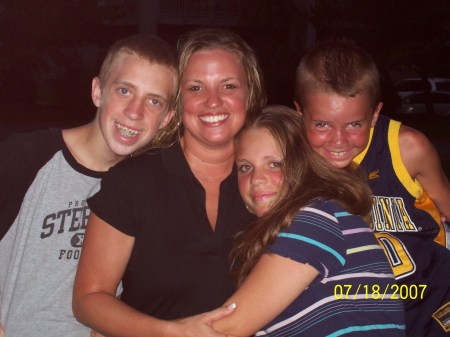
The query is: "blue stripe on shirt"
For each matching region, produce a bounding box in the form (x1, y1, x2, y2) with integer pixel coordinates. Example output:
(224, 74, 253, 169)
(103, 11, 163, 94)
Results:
(278, 232, 345, 266)
(326, 324, 405, 337)
(334, 211, 352, 217)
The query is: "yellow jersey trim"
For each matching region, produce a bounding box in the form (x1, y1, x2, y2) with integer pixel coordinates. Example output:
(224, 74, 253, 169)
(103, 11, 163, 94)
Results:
(387, 120, 423, 197)
(358, 119, 446, 247)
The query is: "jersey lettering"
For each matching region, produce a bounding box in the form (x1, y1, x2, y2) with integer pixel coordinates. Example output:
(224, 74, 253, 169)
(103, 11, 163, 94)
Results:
(371, 196, 417, 279)
(372, 196, 417, 233)
(375, 232, 416, 279)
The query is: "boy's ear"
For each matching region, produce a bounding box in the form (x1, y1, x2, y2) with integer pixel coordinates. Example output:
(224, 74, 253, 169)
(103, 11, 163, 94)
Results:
(91, 77, 102, 108)
(293, 101, 303, 116)
(159, 109, 175, 129)
(371, 102, 383, 127)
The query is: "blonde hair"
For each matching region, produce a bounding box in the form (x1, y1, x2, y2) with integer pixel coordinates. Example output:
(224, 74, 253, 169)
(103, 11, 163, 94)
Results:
(232, 105, 372, 285)
(176, 28, 266, 122)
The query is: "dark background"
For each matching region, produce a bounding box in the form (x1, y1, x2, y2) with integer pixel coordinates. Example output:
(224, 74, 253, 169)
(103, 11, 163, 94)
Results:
(0, 0, 448, 175)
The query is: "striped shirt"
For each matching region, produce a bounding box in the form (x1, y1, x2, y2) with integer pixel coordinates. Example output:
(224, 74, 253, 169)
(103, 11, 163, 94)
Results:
(256, 200, 406, 337)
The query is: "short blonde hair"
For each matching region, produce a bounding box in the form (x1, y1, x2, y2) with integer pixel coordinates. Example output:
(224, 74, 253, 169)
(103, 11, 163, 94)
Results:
(295, 39, 381, 111)
(99, 34, 180, 150)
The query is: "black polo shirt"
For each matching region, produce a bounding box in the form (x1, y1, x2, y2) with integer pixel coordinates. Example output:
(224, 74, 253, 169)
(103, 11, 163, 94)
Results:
(88, 142, 254, 319)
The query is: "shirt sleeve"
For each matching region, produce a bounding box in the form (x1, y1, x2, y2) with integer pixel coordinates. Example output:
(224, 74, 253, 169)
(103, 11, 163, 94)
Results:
(268, 201, 346, 276)
(88, 164, 137, 237)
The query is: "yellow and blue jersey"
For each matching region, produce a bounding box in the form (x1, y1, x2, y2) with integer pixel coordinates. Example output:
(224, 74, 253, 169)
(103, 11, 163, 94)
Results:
(354, 115, 450, 335)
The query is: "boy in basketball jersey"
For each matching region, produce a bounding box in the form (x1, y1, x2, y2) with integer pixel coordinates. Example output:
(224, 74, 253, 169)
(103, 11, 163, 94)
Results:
(294, 39, 450, 336)
(0, 34, 179, 337)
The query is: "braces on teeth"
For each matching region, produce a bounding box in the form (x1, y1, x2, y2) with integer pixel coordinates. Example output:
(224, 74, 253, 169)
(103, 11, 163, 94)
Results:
(115, 122, 141, 138)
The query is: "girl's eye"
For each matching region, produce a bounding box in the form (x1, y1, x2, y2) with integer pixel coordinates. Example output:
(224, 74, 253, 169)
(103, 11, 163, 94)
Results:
(148, 98, 161, 106)
(238, 164, 251, 173)
(269, 161, 282, 169)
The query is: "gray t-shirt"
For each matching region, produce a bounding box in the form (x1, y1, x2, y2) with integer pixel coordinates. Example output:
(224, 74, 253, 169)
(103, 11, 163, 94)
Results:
(0, 129, 104, 337)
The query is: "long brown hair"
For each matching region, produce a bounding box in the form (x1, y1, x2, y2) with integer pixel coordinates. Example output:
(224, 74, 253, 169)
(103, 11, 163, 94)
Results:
(231, 105, 372, 285)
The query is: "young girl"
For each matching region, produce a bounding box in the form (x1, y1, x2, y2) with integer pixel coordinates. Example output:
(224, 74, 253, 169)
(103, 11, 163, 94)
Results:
(213, 105, 406, 336)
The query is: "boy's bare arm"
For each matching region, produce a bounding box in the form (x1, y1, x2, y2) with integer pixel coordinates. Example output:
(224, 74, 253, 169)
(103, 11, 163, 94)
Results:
(399, 125, 450, 220)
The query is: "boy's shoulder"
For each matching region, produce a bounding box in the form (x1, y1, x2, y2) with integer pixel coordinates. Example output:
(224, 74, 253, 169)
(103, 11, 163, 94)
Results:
(375, 114, 428, 150)
(371, 115, 440, 182)
(398, 123, 428, 145)
(398, 123, 438, 178)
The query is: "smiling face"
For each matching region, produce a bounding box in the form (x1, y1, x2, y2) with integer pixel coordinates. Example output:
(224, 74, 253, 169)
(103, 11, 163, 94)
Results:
(297, 92, 381, 168)
(93, 53, 176, 157)
(180, 48, 249, 149)
(236, 127, 284, 217)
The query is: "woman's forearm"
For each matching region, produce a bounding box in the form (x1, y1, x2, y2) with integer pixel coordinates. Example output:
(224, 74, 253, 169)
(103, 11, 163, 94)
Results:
(73, 291, 174, 337)
(73, 291, 235, 337)
(72, 214, 177, 337)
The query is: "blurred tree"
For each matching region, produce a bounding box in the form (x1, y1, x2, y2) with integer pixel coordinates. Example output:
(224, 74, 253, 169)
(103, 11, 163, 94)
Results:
(239, 0, 303, 105)
(311, 0, 450, 77)
(0, 0, 127, 111)
(309, 0, 450, 114)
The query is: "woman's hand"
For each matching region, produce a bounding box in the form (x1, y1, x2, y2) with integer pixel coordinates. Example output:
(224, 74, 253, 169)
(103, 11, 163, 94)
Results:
(89, 304, 236, 337)
(168, 304, 237, 337)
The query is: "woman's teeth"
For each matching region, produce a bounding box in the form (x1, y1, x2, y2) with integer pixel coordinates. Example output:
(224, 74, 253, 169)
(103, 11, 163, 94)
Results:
(200, 114, 228, 123)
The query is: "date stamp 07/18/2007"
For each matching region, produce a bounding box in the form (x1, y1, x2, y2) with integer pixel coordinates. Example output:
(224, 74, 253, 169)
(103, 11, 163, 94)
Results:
(333, 284, 427, 300)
